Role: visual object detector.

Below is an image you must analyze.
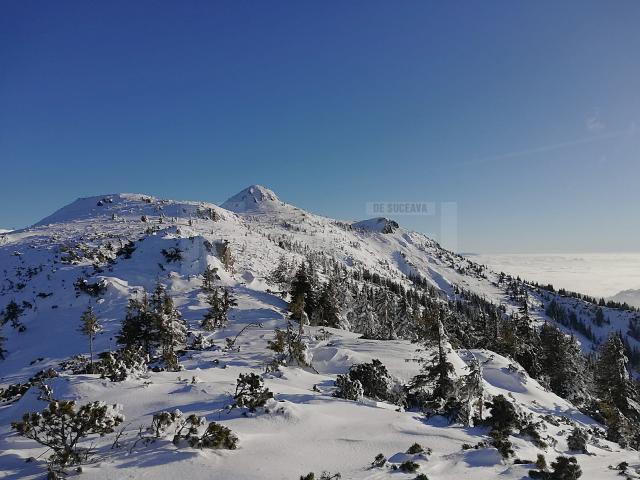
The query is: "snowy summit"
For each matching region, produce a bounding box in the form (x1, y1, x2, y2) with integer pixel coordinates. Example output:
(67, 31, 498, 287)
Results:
(221, 184, 288, 214)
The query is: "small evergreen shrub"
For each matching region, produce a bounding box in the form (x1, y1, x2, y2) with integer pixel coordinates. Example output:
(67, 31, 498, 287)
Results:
(99, 347, 148, 381)
(333, 374, 363, 401)
(161, 247, 183, 263)
(195, 422, 238, 449)
(116, 241, 136, 259)
(371, 453, 387, 468)
(520, 421, 547, 449)
(347, 359, 390, 401)
(149, 409, 238, 450)
(229, 373, 273, 412)
(484, 395, 519, 458)
(267, 323, 310, 368)
(300, 472, 341, 480)
(536, 454, 547, 470)
(566, 427, 588, 453)
(73, 278, 108, 297)
(0, 368, 58, 403)
(529, 455, 582, 479)
(399, 460, 420, 473)
(407, 442, 431, 455)
(11, 400, 124, 467)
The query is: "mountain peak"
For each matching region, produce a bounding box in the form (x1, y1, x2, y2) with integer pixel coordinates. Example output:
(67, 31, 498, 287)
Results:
(352, 217, 400, 234)
(221, 185, 284, 213)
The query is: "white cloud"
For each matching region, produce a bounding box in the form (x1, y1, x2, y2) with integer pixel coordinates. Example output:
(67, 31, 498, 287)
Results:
(585, 112, 605, 132)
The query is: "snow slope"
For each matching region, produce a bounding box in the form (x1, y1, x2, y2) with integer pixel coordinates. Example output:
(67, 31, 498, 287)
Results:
(1, 186, 638, 479)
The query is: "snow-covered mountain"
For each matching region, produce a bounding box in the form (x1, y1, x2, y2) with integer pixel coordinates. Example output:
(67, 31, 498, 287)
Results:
(610, 289, 640, 309)
(1, 186, 638, 479)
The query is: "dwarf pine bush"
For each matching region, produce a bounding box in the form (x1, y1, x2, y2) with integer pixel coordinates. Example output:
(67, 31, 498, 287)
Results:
(11, 400, 124, 467)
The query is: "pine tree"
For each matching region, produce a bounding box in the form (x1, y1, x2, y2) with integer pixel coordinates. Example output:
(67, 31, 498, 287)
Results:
(118, 291, 156, 356)
(201, 290, 224, 331)
(268, 255, 292, 293)
(409, 305, 457, 417)
(374, 288, 397, 340)
(350, 287, 378, 338)
(457, 357, 484, 425)
(312, 277, 342, 327)
(79, 306, 102, 372)
(539, 323, 589, 406)
(394, 294, 414, 339)
(290, 262, 315, 320)
(595, 333, 640, 445)
(152, 283, 187, 370)
(221, 287, 237, 312)
(596, 334, 636, 413)
(201, 265, 220, 292)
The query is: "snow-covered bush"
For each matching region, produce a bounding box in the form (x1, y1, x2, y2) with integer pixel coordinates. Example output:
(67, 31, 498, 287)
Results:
(0, 368, 58, 403)
(149, 409, 238, 450)
(98, 347, 148, 382)
(333, 374, 363, 401)
(529, 455, 582, 479)
(371, 453, 387, 468)
(484, 395, 519, 458)
(267, 322, 311, 369)
(229, 373, 273, 412)
(299, 472, 341, 480)
(194, 422, 238, 449)
(406, 442, 431, 455)
(11, 400, 124, 468)
(161, 247, 183, 263)
(347, 359, 391, 401)
(398, 460, 419, 473)
(73, 278, 107, 297)
(189, 333, 214, 351)
(567, 427, 588, 453)
(2, 299, 25, 331)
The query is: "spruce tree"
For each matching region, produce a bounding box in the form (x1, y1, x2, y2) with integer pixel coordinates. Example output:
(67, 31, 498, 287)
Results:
(118, 291, 156, 356)
(313, 277, 342, 327)
(290, 263, 311, 318)
(201, 290, 224, 331)
(596, 334, 636, 413)
(374, 288, 397, 339)
(457, 357, 484, 425)
(221, 287, 237, 312)
(268, 255, 292, 292)
(394, 294, 414, 339)
(539, 323, 589, 406)
(79, 306, 102, 372)
(595, 333, 640, 444)
(201, 265, 220, 292)
(409, 305, 457, 417)
(350, 287, 378, 338)
(152, 283, 187, 370)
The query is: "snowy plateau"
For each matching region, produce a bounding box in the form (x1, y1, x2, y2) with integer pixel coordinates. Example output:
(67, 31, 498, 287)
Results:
(1, 185, 639, 480)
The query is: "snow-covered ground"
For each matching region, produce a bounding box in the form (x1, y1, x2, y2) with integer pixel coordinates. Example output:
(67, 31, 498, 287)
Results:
(1, 186, 638, 479)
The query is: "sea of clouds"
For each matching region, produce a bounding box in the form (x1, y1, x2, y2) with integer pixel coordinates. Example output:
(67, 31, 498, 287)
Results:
(469, 252, 640, 305)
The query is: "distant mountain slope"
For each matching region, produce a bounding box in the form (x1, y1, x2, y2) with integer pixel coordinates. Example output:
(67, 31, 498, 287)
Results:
(610, 288, 640, 308)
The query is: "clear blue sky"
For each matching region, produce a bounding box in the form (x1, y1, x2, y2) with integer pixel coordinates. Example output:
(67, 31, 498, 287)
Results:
(1, 1, 639, 253)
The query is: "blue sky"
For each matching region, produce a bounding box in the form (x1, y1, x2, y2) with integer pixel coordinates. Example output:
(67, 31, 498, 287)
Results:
(1, 1, 639, 253)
